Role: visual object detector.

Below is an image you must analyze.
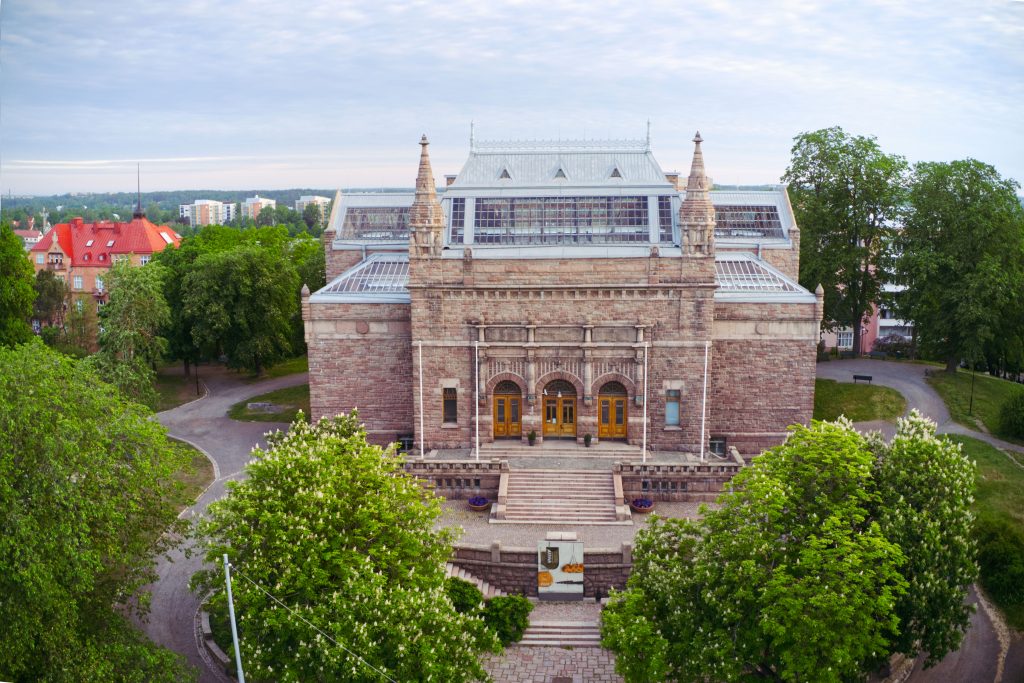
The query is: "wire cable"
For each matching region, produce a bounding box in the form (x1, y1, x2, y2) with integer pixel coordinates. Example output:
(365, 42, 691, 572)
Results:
(230, 566, 398, 683)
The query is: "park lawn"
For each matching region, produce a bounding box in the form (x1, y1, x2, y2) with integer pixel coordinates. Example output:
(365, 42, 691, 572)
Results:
(813, 379, 906, 422)
(168, 438, 215, 510)
(227, 383, 310, 423)
(155, 370, 203, 411)
(927, 369, 1024, 444)
(243, 354, 308, 382)
(949, 435, 1024, 630)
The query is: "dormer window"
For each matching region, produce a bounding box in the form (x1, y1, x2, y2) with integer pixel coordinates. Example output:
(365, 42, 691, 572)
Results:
(554, 168, 566, 179)
(499, 168, 511, 180)
(610, 167, 622, 178)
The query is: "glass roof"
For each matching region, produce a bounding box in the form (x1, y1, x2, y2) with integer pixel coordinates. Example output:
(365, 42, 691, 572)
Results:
(715, 255, 802, 293)
(713, 205, 785, 239)
(340, 207, 410, 240)
(314, 253, 409, 302)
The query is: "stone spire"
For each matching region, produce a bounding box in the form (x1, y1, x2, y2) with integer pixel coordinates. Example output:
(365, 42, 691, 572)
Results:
(410, 134, 445, 257)
(679, 131, 715, 256)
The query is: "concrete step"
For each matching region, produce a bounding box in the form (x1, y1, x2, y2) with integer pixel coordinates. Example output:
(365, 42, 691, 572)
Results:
(518, 621, 603, 648)
(502, 469, 621, 523)
(445, 562, 505, 599)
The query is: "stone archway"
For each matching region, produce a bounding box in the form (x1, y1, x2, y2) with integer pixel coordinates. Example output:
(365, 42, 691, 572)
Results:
(541, 379, 578, 439)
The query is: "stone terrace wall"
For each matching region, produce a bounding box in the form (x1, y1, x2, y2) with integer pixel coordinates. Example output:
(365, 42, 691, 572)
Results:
(616, 452, 744, 503)
(450, 541, 633, 599)
(405, 459, 506, 500)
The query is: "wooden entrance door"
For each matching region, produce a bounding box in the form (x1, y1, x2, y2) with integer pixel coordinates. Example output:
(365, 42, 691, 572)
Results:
(542, 396, 577, 438)
(493, 394, 522, 438)
(598, 381, 629, 440)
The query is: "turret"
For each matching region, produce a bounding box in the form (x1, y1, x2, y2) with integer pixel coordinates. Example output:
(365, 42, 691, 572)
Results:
(679, 132, 715, 256)
(409, 135, 445, 258)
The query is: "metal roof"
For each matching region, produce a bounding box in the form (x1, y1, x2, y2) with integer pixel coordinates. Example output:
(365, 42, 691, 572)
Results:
(715, 253, 814, 302)
(452, 139, 672, 189)
(310, 253, 410, 304)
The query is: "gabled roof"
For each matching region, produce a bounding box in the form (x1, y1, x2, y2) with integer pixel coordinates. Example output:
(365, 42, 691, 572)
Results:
(310, 252, 410, 304)
(31, 216, 181, 267)
(452, 139, 672, 188)
(714, 253, 814, 303)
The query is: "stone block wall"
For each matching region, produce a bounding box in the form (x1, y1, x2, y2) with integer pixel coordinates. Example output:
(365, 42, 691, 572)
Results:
(304, 299, 413, 446)
(449, 542, 633, 599)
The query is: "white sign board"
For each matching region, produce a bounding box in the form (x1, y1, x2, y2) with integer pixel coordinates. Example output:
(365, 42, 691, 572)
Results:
(537, 540, 584, 600)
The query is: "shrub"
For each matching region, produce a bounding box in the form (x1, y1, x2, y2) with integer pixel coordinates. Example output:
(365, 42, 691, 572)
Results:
(999, 390, 1024, 439)
(873, 334, 912, 357)
(483, 595, 534, 645)
(446, 577, 484, 614)
(976, 515, 1024, 605)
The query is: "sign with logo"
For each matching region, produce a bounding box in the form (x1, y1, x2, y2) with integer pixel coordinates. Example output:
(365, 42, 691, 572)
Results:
(537, 539, 584, 600)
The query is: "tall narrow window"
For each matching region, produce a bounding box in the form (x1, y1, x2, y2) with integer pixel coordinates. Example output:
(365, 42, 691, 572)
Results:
(449, 197, 465, 244)
(73, 275, 83, 290)
(443, 388, 458, 424)
(665, 389, 681, 426)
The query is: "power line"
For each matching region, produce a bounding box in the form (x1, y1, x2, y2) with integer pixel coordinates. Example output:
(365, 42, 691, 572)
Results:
(230, 566, 398, 683)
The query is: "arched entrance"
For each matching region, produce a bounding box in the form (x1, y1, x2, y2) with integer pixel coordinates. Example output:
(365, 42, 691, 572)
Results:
(542, 379, 577, 439)
(493, 380, 522, 439)
(598, 381, 628, 440)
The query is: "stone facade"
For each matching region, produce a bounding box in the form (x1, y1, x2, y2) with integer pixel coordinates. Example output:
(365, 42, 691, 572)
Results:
(305, 133, 821, 457)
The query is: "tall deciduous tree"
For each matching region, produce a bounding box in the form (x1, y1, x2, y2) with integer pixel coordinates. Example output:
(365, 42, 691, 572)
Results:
(33, 268, 69, 330)
(895, 160, 1024, 372)
(870, 411, 978, 665)
(183, 245, 297, 374)
(192, 412, 500, 682)
(0, 340, 194, 682)
(0, 223, 35, 347)
(783, 127, 908, 354)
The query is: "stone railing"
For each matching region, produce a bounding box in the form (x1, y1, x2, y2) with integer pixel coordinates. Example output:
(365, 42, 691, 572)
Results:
(616, 447, 745, 502)
(449, 541, 632, 599)
(404, 459, 508, 500)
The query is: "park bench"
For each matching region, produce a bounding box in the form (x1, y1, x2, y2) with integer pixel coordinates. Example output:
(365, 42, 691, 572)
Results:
(853, 374, 873, 384)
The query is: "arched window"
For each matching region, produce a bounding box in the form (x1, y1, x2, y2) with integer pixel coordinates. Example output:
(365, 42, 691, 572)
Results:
(544, 379, 576, 397)
(495, 380, 521, 394)
(599, 381, 628, 396)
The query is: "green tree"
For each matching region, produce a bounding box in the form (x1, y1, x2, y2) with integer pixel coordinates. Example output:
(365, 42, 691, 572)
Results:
(783, 127, 908, 354)
(895, 160, 1024, 372)
(62, 297, 99, 356)
(603, 419, 908, 683)
(192, 412, 500, 682)
(183, 245, 297, 374)
(0, 223, 35, 347)
(869, 411, 978, 665)
(0, 340, 194, 682)
(33, 269, 69, 329)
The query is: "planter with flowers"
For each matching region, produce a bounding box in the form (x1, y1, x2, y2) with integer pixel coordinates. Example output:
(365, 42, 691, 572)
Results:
(468, 496, 491, 512)
(629, 497, 654, 513)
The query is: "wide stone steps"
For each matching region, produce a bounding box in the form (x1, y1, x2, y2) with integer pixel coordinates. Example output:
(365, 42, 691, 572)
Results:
(517, 620, 603, 648)
(482, 445, 641, 460)
(445, 562, 505, 599)
(502, 470, 621, 523)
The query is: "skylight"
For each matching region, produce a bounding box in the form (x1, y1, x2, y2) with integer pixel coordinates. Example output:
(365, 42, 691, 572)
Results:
(85, 239, 94, 247)
(106, 240, 115, 247)
(160, 232, 174, 244)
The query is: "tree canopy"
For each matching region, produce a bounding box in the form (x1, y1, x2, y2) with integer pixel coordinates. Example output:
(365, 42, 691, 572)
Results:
(0, 340, 194, 682)
(86, 261, 172, 407)
(193, 412, 499, 682)
(602, 414, 977, 682)
(0, 222, 35, 347)
(155, 225, 324, 374)
(783, 127, 908, 354)
(894, 159, 1024, 372)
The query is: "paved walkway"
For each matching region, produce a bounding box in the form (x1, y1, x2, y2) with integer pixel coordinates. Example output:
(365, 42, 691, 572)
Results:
(143, 365, 308, 683)
(818, 360, 1024, 683)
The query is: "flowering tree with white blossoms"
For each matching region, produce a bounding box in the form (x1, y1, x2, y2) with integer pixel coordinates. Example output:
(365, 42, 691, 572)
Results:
(193, 412, 499, 682)
(602, 414, 978, 682)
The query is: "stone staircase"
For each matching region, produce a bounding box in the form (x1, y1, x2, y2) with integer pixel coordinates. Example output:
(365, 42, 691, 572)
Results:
(497, 469, 628, 524)
(518, 620, 603, 648)
(445, 562, 505, 599)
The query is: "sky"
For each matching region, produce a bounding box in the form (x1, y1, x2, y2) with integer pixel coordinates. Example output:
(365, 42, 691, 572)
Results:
(1, 0, 1022, 195)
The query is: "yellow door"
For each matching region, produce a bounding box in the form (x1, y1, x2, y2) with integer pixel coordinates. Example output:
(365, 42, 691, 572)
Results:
(494, 394, 522, 438)
(543, 397, 577, 438)
(598, 396, 628, 439)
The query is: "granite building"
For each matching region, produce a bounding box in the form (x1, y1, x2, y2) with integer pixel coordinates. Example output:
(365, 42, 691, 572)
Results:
(303, 132, 822, 458)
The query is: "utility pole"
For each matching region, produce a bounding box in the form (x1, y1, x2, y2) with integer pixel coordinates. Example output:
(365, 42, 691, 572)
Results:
(223, 554, 246, 683)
